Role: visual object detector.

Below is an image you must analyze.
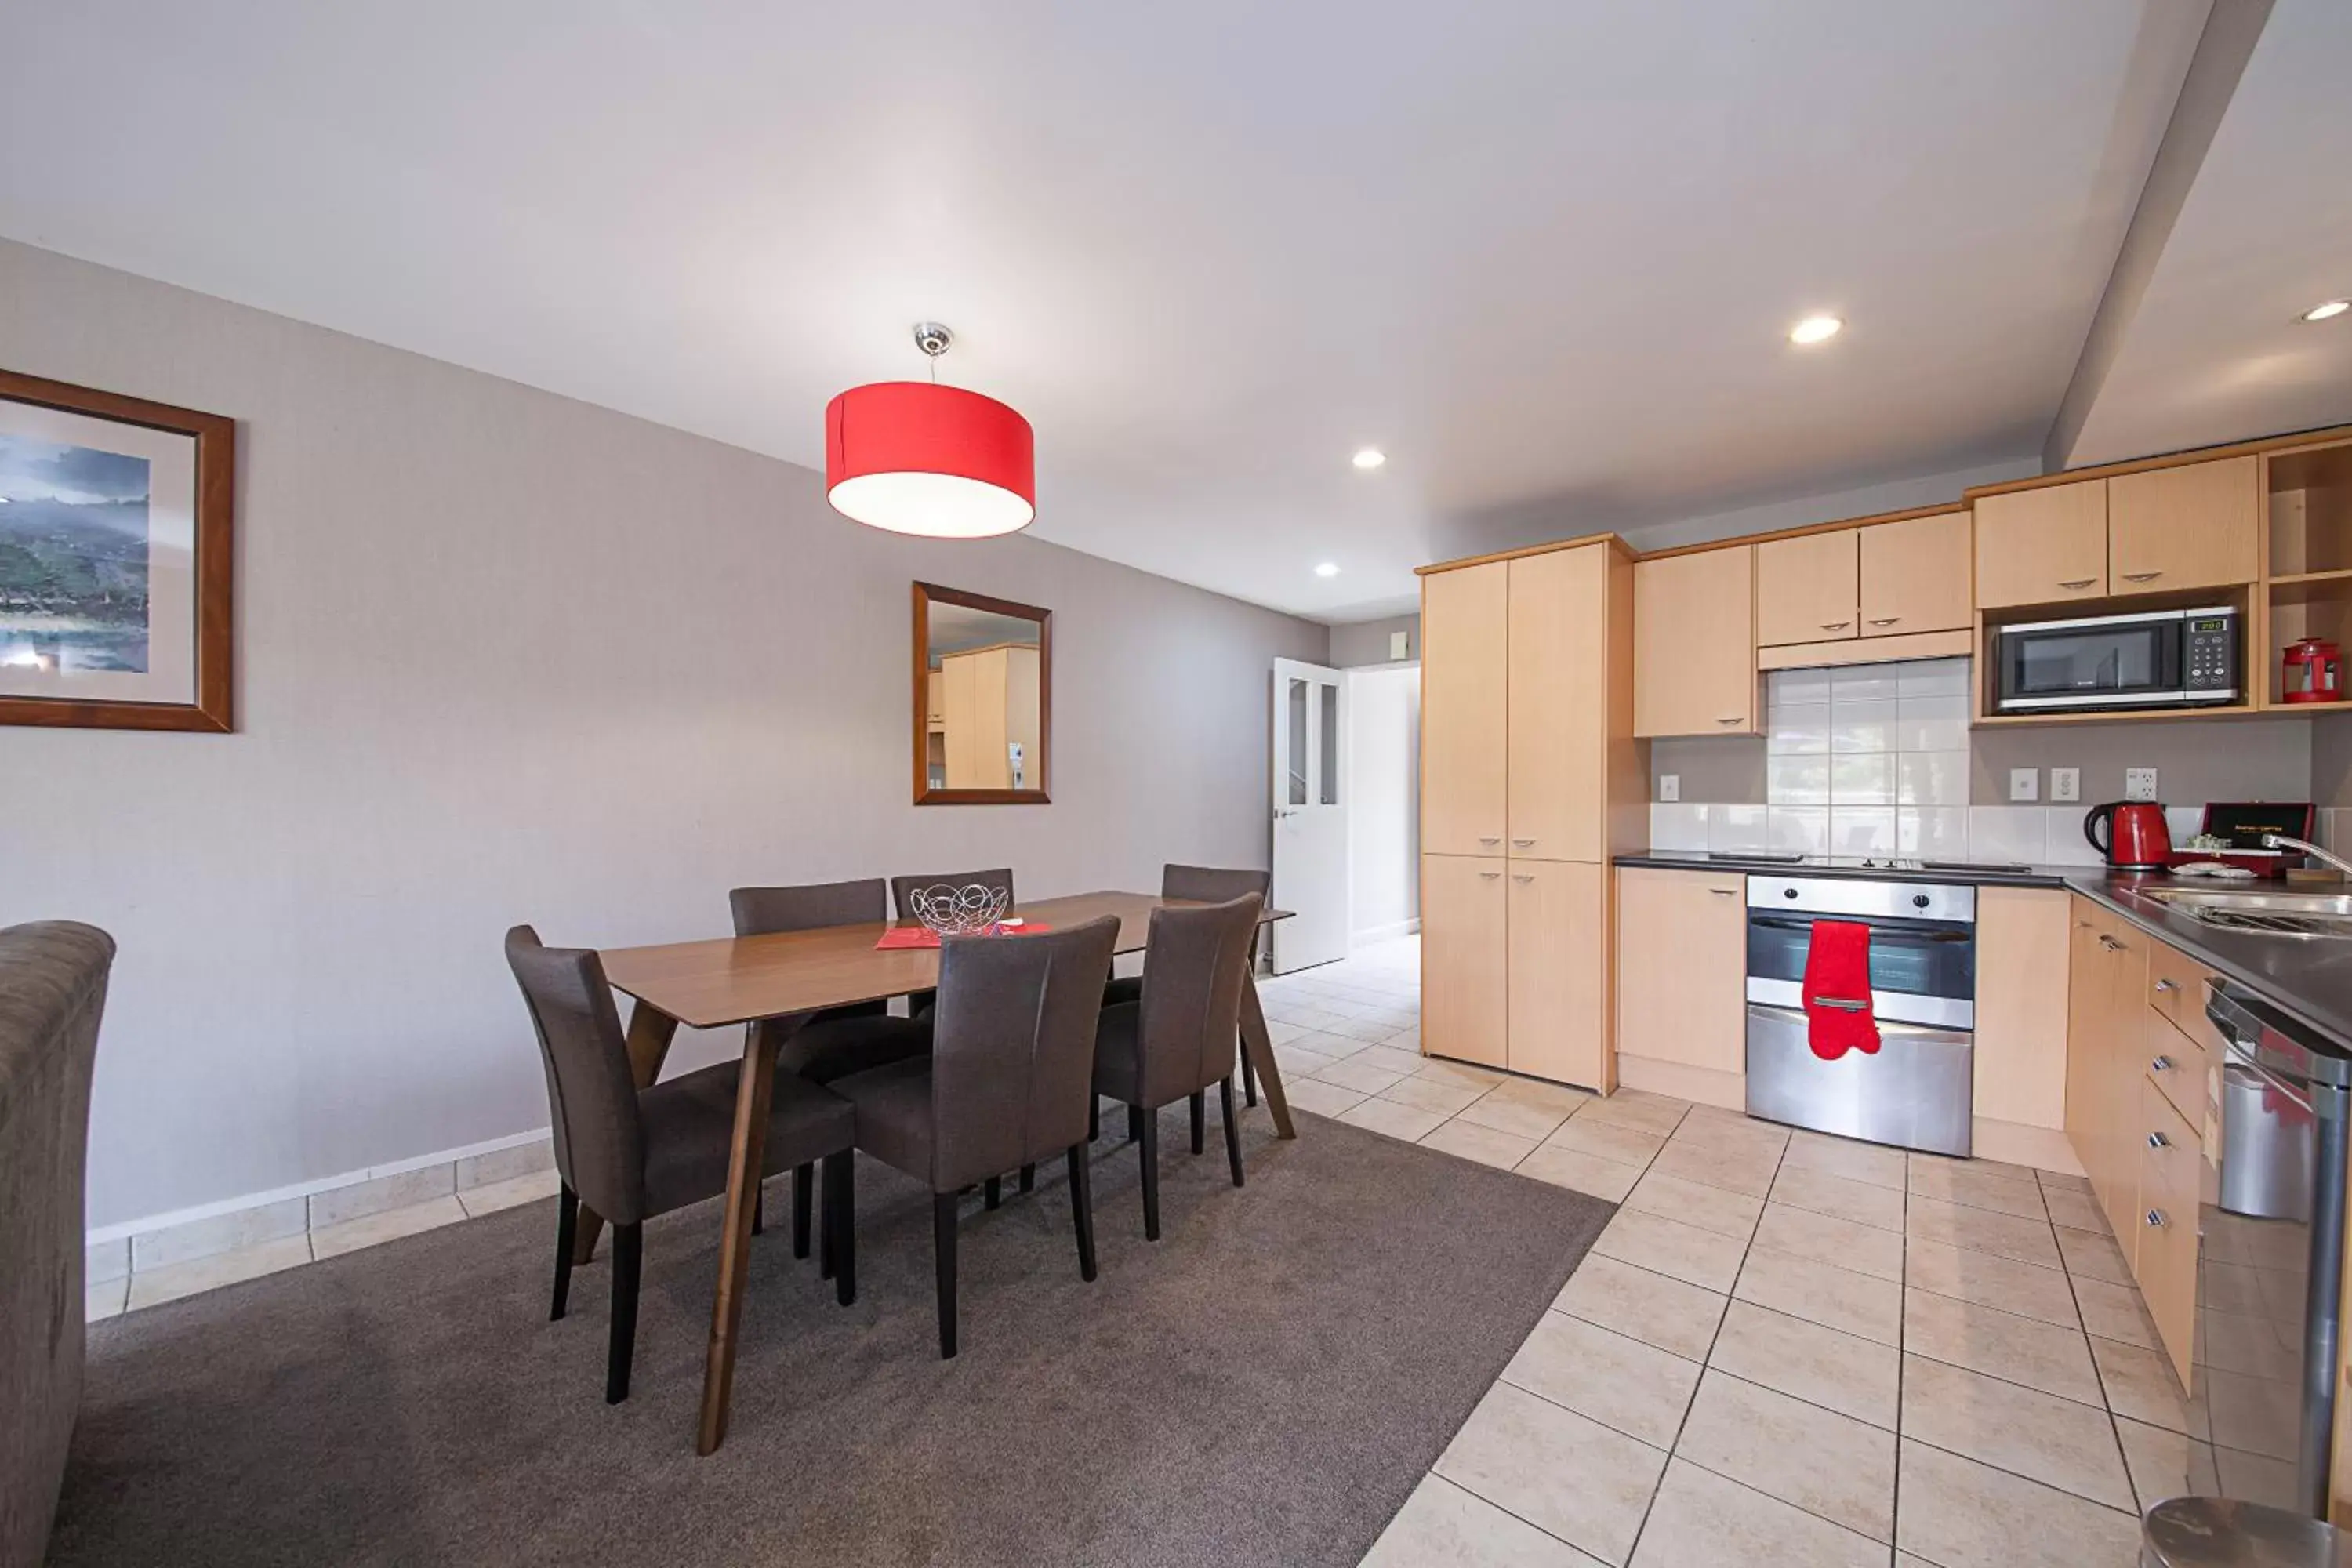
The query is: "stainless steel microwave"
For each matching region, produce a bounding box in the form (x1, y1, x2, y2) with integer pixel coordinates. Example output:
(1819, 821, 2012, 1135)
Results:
(1992, 604, 2240, 713)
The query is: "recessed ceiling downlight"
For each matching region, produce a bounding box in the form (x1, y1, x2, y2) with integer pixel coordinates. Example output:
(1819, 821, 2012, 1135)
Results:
(1789, 314, 1843, 345)
(1315, 562, 1341, 578)
(1352, 448, 1387, 470)
(2303, 299, 2350, 323)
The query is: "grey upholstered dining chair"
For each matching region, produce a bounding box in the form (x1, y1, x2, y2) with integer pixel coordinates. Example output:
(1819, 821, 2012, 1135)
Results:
(731, 880, 931, 1266)
(887, 866, 1015, 923)
(505, 926, 858, 1403)
(1091, 894, 1263, 1240)
(829, 916, 1120, 1359)
(1102, 863, 1272, 1114)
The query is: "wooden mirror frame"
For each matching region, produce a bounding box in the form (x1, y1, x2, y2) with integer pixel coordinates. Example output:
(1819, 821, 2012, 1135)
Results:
(912, 582, 1052, 805)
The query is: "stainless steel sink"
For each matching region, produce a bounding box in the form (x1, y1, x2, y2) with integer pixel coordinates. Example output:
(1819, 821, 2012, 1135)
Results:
(2143, 886, 2352, 938)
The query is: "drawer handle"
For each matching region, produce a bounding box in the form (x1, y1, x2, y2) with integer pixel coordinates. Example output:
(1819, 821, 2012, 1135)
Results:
(1479, 836, 1501, 844)
(1478, 871, 1501, 881)
(1512, 873, 1534, 883)
(2154, 978, 2179, 993)
(1820, 620, 1852, 630)
(1512, 838, 1536, 848)
(1813, 996, 1870, 1012)
(2151, 1054, 2174, 1073)
(1709, 887, 1738, 897)
(2060, 578, 2098, 590)
(2147, 1131, 2170, 1149)
(2146, 1209, 2169, 1230)
(2099, 935, 2122, 951)
(2122, 571, 2162, 583)
(1867, 616, 1901, 626)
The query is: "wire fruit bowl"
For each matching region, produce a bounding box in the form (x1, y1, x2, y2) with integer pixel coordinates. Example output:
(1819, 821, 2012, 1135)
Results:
(907, 884, 1015, 936)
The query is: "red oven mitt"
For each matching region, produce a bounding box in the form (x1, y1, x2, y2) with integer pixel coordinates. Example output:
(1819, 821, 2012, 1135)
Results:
(1802, 919, 1882, 1062)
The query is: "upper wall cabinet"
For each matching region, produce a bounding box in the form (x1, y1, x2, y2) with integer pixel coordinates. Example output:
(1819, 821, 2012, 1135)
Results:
(1858, 511, 1973, 635)
(1635, 545, 1756, 736)
(2109, 455, 2259, 596)
(1755, 532, 1858, 647)
(1421, 561, 1509, 856)
(1974, 479, 2108, 609)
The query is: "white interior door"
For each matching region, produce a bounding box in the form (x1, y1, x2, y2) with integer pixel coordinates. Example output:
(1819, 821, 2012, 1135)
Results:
(1271, 658, 1348, 972)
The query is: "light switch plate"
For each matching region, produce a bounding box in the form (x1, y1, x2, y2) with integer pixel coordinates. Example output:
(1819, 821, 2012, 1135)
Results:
(1388, 630, 1410, 661)
(2051, 768, 2081, 804)
(1659, 774, 1681, 803)
(2009, 768, 2039, 803)
(2125, 768, 2159, 802)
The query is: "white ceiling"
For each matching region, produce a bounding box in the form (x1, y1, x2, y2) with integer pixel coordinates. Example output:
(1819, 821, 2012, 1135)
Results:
(2, 2, 2331, 623)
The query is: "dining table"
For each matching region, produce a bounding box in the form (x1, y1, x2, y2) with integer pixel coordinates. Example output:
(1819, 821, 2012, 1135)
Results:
(584, 890, 1298, 1454)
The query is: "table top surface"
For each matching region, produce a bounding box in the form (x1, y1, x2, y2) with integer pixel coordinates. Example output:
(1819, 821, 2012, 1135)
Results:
(599, 890, 1291, 1029)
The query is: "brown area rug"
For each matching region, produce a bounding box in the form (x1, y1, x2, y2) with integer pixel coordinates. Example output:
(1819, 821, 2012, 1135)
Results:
(50, 1107, 1612, 1567)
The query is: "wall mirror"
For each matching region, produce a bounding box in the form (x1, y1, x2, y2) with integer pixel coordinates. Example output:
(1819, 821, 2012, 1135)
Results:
(913, 583, 1051, 804)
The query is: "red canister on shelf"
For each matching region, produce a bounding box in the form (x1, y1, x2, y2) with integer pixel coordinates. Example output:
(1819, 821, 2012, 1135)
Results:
(2283, 637, 2344, 703)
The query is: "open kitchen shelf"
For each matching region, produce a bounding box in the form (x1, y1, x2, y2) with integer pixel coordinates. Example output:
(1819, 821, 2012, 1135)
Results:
(2263, 438, 2352, 708)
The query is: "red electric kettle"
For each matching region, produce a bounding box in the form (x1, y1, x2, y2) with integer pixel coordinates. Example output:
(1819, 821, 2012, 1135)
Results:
(2085, 801, 2171, 871)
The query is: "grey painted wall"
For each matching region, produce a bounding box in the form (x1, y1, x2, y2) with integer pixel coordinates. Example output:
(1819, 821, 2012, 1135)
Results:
(1329, 614, 1418, 668)
(0, 240, 1326, 1228)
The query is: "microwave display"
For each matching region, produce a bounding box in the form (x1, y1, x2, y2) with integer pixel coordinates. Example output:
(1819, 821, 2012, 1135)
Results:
(1995, 606, 2239, 713)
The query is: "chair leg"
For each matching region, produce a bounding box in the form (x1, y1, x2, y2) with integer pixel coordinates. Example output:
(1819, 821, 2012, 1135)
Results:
(984, 1174, 1002, 1210)
(932, 1192, 960, 1359)
(605, 1222, 641, 1404)
(822, 1150, 855, 1307)
(1089, 1097, 1101, 1142)
(791, 1163, 812, 1260)
(1241, 1045, 1258, 1108)
(551, 1184, 579, 1321)
(1066, 1143, 1098, 1283)
(1221, 1077, 1246, 1188)
(1190, 1091, 1206, 1155)
(1138, 1110, 1162, 1242)
(1019, 1163, 1035, 1194)
(752, 1183, 764, 1237)
(1127, 1104, 1145, 1143)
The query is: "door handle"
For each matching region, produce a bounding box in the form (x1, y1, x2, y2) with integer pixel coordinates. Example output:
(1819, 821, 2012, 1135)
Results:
(2098, 935, 2122, 950)
(1478, 870, 1501, 880)
(2150, 1054, 2173, 1073)
(1708, 887, 1738, 897)
(1716, 716, 1745, 726)
(1820, 620, 1852, 630)
(1812, 996, 1870, 1011)
(1867, 616, 1900, 626)
(2147, 1131, 2170, 1149)
(2060, 578, 2098, 590)
(2154, 978, 2178, 993)
(1512, 873, 1534, 883)
(2145, 1209, 2169, 1230)
(1512, 838, 1536, 848)
(2122, 571, 2161, 583)
(1479, 835, 1501, 844)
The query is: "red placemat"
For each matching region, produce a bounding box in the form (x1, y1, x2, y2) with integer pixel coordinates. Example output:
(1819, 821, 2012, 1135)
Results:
(873, 920, 1051, 950)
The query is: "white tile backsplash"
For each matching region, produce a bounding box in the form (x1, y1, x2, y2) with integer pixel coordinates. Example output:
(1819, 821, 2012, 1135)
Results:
(1896, 750, 1969, 808)
(1708, 804, 1769, 853)
(1649, 802, 1711, 851)
(1767, 754, 1829, 804)
(1828, 808, 1897, 856)
(1766, 704, 1829, 756)
(1895, 691, 1969, 753)
(1829, 699, 1900, 754)
(1770, 668, 1833, 707)
(2042, 808, 2105, 866)
(2164, 805, 2206, 846)
(1897, 808, 1970, 858)
(1766, 806, 1829, 855)
(1762, 662, 1975, 855)
(1898, 657, 1971, 698)
(1968, 806, 2048, 866)
(1831, 666, 1902, 703)
(1830, 753, 1896, 805)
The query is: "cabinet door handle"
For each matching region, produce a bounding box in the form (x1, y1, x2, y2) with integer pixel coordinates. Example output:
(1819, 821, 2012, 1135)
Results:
(1478, 870, 1501, 880)
(2099, 935, 2122, 950)
(1709, 887, 1738, 897)
(2147, 1130, 2170, 1149)
(1867, 616, 1901, 626)
(2122, 571, 2162, 583)
(1512, 838, 1536, 848)
(2060, 578, 2098, 590)
(1512, 873, 1534, 883)
(2150, 1054, 2173, 1073)
(1479, 836, 1501, 844)
(2145, 1209, 2168, 1230)
(1717, 716, 1745, 726)
(2154, 978, 2178, 993)
(1820, 620, 1852, 630)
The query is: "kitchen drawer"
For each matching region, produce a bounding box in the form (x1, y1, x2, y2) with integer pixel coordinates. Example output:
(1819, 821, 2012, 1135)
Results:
(2146, 941, 2215, 1034)
(2143, 1007, 2214, 1131)
(2133, 1076, 2200, 1386)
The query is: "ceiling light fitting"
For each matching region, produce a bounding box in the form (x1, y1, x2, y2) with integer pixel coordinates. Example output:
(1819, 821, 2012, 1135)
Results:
(2303, 300, 2349, 323)
(1352, 448, 1387, 470)
(826, 322, 1036, 539)
(1789, 314, 1843, 345)
(1315, 562, 1341, 578)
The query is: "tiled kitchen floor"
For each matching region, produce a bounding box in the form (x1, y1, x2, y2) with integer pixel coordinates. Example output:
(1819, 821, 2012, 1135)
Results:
(1264, 938, 2201, 1568)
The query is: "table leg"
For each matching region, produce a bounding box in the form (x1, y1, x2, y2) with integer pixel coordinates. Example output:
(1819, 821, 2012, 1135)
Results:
(1238, 971, 1295, 1140)
(574, 999, 681, 1264)
(695, 1024, 778, 1455)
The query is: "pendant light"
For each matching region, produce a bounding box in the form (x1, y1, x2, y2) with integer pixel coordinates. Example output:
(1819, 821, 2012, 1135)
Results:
(825, 323, 1036, 539)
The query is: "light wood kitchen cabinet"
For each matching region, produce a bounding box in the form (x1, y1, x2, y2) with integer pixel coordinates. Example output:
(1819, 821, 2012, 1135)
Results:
(1508, 545, 1608, 862)
(2096, 916, 2151, 1250)
(1755, 531, 1859, 648)
(1634, 545, 1756, 736)
(1421, 561, 1508, 856)
(940, 644, 1040, 790)
(2063, 902, 2114, 1194)
(1974, 479, 2109, 608)
(2109, 454, 2260, 595)
(1508, 861, 1607, 1086)
(1613, 866, 1747, 1076)
(1421, 855, 1508, 1067)
(2135, 1076, 2201, 1387)
(1858, 510, 1973, 635)
(1973, 887, 2071, 1129)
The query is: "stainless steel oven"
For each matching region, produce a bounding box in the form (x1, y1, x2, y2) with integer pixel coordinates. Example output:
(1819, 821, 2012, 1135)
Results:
(1744, 877, 1976, 1156)
(1992, 604, 2239, 713)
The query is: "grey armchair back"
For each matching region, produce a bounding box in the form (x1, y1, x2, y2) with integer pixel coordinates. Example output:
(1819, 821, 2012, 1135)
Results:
(0, 920, 114, 1568)
(504, 927, 645, 1227)
(1127, 893, 1262, 1108)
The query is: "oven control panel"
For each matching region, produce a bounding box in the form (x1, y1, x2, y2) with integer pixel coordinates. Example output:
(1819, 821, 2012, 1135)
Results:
(1747, 877, 1976, 924)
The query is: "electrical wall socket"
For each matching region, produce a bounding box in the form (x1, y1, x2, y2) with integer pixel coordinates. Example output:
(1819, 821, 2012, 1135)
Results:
(1659, 774, 1680, 803)
(2125, 768, 2159, 802)
(2051, 768, 2081, 804)
(2009, 768, 2039, 803)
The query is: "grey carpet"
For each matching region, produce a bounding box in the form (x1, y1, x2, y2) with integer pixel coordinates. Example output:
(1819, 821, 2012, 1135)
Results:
(49, 1108, 1613, 1568)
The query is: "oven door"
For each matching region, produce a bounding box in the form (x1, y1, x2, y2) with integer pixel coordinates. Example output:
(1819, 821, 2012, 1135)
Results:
(1746, 1004, 1974, 1156)
(1745, 912, 1974, 1029)
(1996, 613, 2184, 711)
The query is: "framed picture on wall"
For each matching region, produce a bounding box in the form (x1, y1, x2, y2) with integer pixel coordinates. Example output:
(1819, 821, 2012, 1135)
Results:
(0, 368, 234, 731)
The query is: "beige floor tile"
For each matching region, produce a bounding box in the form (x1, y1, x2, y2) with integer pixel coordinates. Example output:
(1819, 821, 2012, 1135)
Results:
(1553, 1254, 1727, 1364)
(1421, 1118, 1540, 1170)
(2071, 1275, 2161, 1351)
(1502, 1312, 1701, 1450)
(2091, 1336, 2209, 1439)
(1907, 1160, 2049, 1221)
(1575, 1089, 1689, 1138)
(1541, 1116, 1667, 1170)
(125, 1234, 312, 1311)
(1894, 1438, 2142, 1568)
(1283, 1076, 1370, 1118)
(1750, 1202, 1903, 1283)
(1623, 1171, 1762, 1241)
(311, 1196, 466, 1261)
(1456, 1094, 1579, 1143)
(1338, 1096, 1450, 1142)
(2200, 1305, 2300, 1381)
(1415, 1057, 1508, 1091)
(1902, 1287, 2103, 1406)
(2214, 1446, 2299, 1510)
(1767, 1162, 1907, 1232)
(86, 1276, 128, 1323)
(1911, 1150, 2042, 1188)
(1905, 1193, 2061, 1268)
(1733, 1245, 1901, 1347)
(1381, 1075, 1488, 1115)
(1663, 1109, 1788, 1163)
(1780, 1129, 1907, 1191)
(1290, 1028, 1372, 1062)
(1516, 1145, 1643, 1203)
(1362, 1474, 1609, 1568)
(1628, 1458, 1884, 1568)
(1591, 1210, 1748, 1294)
(1645, 1137, 1780, 1200)
(1433, 1382, 1668, 1568)
(2036, 1167, 2094, 1193)
(1904, 1236, 2080, 1328)
(2114, 1416, 2219, 1512)
(1707, 1300, 1900, 1429)
(2054, 1224, 2135, 1287)
(1900, 1356, 2134, 1509)
(456, 1167, 561, 1218)
(2039, 1185, 2108, 1236)
(1274, 1041, 1345, 1077)
(1316, 1055, 1410, 1096)
(2207, 1364, 2301, 1461)
(1486, 1076, 1601, 1116)
(1675, 1369, 1895, 1541)
(1352, 1044, 1431, 1078)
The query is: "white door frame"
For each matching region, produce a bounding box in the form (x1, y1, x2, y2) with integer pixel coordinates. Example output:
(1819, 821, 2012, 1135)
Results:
(1270, 657, 1348, 973)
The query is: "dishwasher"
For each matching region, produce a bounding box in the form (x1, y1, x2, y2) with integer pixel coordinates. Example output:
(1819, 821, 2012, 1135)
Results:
(2204, 980, 2352, 1517)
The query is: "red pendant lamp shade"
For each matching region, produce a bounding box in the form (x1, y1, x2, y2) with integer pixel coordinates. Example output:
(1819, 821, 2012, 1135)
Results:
(825, 381, 1035, 539)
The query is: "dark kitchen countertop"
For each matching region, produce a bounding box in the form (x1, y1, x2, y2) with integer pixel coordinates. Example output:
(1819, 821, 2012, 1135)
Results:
(1613, 850, 2071, 888)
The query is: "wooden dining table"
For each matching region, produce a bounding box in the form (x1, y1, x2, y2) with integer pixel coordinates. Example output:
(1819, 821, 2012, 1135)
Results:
(586, 891, 1298, 1454)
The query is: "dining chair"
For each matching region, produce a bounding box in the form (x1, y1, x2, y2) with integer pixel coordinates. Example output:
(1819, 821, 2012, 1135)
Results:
(505, 926, 859, 1403)
(1102, 864, 1271, 1114)
(731, 880, 931, 1265)
(887, 866, 1021, 1185)
(829, 915, 1120, 1359)
(1091, 893, 1263, 1240)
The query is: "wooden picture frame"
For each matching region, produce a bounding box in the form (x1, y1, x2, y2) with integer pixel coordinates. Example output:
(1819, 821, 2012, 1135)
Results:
(913, 581, 1052, 805)
(0, 368, 234, 732)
